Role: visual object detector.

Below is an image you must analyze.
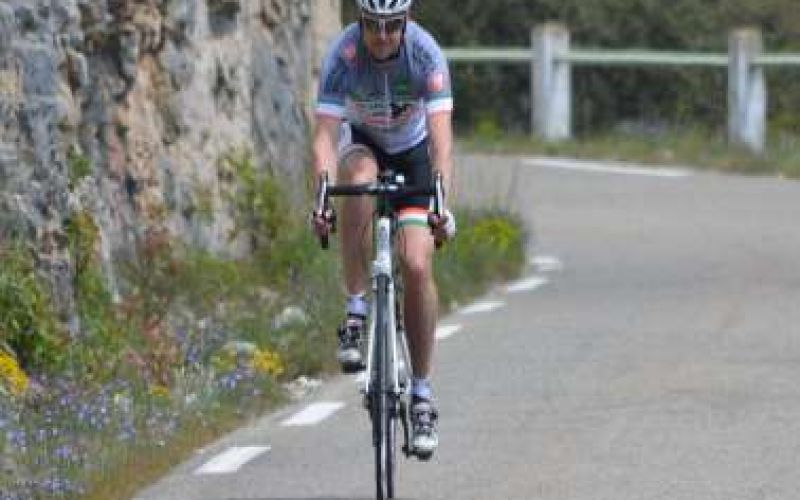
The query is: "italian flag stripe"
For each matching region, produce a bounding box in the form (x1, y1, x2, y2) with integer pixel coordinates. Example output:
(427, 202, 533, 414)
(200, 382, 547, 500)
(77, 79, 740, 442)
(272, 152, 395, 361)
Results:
(397, 208, 429, 228)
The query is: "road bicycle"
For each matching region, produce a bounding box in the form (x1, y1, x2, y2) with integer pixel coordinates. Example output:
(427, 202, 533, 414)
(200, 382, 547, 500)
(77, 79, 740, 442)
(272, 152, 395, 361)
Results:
(314, 169, 444, 499)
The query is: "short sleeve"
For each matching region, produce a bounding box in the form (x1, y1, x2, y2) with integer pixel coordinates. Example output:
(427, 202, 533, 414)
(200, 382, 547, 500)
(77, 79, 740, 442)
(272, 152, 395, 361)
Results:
(316, 36, 350, 119)
(413, 34, 453, 115)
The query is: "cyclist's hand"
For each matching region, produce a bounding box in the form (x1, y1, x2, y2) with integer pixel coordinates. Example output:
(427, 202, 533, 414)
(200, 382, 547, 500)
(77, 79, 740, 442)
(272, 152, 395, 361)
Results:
(429, 208, 456, 246)
(311, 207, 336, 239)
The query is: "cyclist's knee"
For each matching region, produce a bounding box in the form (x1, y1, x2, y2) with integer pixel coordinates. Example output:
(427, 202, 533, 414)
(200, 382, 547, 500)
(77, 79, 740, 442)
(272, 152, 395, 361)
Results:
(400, 248, 433, 283)
(340, 150, 377, 183)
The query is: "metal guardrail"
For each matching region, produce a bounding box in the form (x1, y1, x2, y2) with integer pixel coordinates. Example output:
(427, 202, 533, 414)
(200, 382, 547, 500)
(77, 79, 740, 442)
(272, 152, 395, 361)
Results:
(564, 50, 729, 67)
(445, 48, 800, 68)
(443, 28, 800, 153)
(445, 48, 531, 63)
(755, 54, 800, 66)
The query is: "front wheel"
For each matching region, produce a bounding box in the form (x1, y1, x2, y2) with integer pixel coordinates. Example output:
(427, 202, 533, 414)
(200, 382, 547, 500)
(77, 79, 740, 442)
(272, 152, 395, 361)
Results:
(386, 393, 401, 498)
(372, 275, 396, 499)
(372, 388, 390, 499)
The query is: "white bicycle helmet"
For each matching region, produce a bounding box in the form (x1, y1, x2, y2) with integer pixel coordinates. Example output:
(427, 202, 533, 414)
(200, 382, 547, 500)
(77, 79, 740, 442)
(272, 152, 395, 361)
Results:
(357, 0, 413, 16)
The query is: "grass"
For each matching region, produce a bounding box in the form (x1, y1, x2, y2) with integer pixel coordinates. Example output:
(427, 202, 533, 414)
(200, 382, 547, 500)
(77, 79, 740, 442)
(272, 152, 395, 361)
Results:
(82, 393, 279, 500)
(459, 126, 800, 179)
(83, 413, 229, 500)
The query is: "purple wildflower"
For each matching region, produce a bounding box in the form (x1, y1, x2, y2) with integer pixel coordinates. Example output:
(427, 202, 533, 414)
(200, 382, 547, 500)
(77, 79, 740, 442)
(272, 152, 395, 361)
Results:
(117, 423, 137, 442)
(6, 429, 27, 450)
(54, 444, 73, 462)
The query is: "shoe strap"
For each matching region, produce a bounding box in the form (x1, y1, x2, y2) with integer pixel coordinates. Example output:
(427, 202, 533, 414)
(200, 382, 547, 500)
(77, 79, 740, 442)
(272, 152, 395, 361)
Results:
(412, 400, 438, 421)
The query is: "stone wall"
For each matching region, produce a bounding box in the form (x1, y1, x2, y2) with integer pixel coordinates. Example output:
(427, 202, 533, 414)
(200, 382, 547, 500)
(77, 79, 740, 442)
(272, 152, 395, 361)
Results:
(0, 0, 340, 324)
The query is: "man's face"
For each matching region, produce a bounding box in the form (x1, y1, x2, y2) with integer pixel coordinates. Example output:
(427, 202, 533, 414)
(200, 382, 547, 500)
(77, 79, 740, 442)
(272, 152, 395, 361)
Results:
(361, 13, 406, 60)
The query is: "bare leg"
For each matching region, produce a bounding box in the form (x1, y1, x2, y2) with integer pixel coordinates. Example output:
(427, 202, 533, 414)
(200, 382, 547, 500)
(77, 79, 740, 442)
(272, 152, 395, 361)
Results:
(397, 225, 437, 379)
(338, 150, 377, 295)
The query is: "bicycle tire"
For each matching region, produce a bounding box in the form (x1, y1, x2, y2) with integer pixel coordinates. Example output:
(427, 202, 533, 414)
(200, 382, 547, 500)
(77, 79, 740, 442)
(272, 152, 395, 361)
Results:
(385, 296, 398, 498)
(386, 392, 398, 499)
(372, 274, 391, 499)
(387, 270, 406, 497)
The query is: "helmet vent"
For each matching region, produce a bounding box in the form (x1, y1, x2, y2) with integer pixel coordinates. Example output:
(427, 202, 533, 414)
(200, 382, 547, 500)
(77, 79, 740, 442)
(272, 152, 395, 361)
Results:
(357, 0, 412, 15)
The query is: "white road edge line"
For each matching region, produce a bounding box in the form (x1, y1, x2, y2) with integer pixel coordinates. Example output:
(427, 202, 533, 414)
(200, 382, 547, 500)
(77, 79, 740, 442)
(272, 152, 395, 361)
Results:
(459, 301, 505, 315)
(530, 255, 564, 272)
(436, 324, 463, 340)
(281, 402, 345, 427)
(524, 157, 693, 178)
(506, 276, 549, 294)
(194, 446, 270, 475)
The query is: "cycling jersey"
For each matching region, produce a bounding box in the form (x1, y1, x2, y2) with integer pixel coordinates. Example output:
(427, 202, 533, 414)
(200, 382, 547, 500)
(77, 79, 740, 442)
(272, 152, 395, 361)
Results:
(316, 21, 453, 155)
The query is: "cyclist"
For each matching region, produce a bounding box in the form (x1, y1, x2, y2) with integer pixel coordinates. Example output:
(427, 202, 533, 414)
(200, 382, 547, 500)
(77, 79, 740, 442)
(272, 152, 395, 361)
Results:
(311, 0, 455, 458)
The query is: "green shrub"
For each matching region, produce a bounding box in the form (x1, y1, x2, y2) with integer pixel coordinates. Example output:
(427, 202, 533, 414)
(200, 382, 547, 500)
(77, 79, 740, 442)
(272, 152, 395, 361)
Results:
(67, 148, 93, 188)
(221, 150, 291, 252)
(0, 244, 65, 370)
(472, 113, 503, 141)
(435, 208, 527, 311)
(65, 212, 129, 380)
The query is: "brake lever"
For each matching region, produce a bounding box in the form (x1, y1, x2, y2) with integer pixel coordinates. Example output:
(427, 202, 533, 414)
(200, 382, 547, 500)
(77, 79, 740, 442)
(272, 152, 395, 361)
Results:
(315, 172, 330, 249)
(432, 172, 445, 249)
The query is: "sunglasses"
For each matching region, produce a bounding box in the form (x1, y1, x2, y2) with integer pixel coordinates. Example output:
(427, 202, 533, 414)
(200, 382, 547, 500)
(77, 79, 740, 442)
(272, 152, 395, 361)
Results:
(361, 14, 406, 35)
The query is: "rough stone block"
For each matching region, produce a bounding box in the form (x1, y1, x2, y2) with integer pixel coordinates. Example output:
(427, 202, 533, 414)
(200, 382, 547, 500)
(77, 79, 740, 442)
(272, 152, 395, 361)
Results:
(16, 43, 57, 97)
(0, 3, 16, 53)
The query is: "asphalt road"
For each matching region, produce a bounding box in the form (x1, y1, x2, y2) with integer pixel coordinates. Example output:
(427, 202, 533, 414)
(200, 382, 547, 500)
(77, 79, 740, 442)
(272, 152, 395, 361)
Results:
(136, 155, 800, 500)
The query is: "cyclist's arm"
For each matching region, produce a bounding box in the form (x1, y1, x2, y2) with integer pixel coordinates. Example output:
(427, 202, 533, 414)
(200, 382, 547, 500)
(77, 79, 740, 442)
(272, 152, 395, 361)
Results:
(312, 114, 341, 185)
(427, 110, 454, 202)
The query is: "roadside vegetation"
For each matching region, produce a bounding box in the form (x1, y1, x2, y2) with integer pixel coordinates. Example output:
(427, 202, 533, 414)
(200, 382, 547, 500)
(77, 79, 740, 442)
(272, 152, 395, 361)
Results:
(0, 152, 527, 499)
(460, 125, 800, 179)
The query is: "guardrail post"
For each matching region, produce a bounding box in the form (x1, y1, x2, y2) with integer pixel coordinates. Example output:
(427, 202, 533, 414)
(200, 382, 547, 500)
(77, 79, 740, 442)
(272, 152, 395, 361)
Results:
(728, 28, 766, 153)
(533, 23, 571, 140)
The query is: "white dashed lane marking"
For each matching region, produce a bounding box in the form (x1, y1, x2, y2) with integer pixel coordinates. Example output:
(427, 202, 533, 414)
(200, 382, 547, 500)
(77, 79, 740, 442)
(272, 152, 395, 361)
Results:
(435, 324, 462, 340)
(281, 402, 345, 427)
(506, 276, 549, 294)
(530, 255, 564, 273)
(194, 446, 270, 475)
(459, 301, 505, 315)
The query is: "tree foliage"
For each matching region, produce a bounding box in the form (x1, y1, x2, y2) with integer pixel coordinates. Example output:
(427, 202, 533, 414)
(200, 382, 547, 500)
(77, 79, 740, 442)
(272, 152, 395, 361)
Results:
(342, 0, 800, 135)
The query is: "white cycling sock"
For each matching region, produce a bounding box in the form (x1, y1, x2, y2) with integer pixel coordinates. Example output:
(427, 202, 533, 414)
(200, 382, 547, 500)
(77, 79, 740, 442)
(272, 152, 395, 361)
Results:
(346, 293, 368, 318)
(411, 378, 433, 400)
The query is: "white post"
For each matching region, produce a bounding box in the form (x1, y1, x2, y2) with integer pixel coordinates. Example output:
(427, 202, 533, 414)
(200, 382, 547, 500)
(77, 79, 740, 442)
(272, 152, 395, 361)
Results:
(533, 23, 571, 140)
(728, 28, 766, 153)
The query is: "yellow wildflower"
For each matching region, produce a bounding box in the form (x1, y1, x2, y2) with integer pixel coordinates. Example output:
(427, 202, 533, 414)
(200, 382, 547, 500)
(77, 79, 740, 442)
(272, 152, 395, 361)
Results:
(252, 348, 285, 378)
(149, 384, 171, 399)
(0, 350, 29, 396)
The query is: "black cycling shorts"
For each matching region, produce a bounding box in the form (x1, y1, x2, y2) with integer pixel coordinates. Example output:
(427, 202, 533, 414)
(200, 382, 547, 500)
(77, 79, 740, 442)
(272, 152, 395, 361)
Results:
(343, 126, 433, 212)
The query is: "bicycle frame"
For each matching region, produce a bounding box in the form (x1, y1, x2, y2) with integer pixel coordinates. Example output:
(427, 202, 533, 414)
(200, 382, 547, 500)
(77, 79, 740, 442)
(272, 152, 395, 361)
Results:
(315, 170, 443, 499)
(363, 214, 410, 400)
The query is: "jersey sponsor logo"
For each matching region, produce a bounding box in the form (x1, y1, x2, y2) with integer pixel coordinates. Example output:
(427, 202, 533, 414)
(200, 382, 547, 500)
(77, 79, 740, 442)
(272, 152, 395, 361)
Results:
(341, 42, 357, 63)
(348, 98, 421, 129)
(427, 71, 445, 94)
(391, 102, 412, 118)
(392, 78, 411, 96)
